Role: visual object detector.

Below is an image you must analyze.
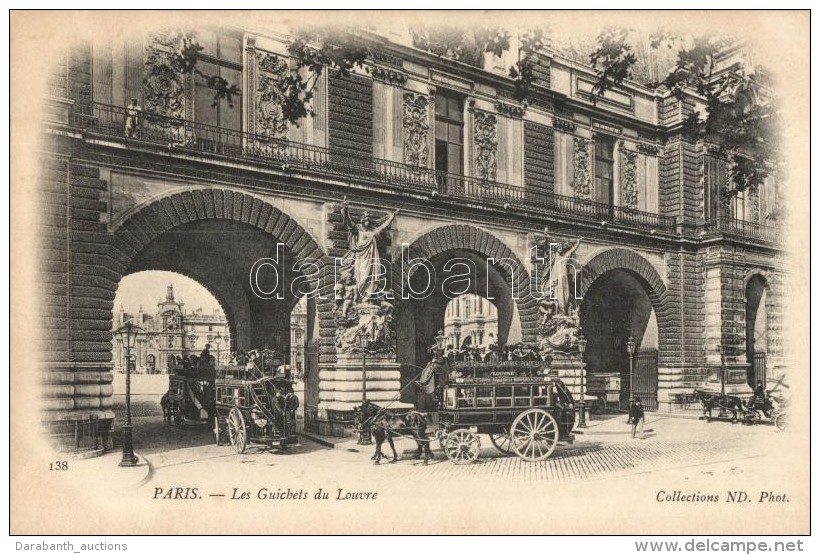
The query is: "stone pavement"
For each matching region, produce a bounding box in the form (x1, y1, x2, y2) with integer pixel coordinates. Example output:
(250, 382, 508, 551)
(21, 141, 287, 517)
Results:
(95, 410, 787, 487)
(291, 413, 780, 485)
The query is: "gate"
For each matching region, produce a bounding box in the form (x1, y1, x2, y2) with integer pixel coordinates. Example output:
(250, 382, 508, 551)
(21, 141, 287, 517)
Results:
(304, 339, 320, 433)
(749, 351, 767, 387)
(633, 348, 658, 411)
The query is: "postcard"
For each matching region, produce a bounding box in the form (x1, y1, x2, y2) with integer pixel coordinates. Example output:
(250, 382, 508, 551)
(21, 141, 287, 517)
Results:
(9, 10, 810, 536)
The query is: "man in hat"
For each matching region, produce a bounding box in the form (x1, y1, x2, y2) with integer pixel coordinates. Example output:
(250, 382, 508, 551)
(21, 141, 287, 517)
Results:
(125, 98, 142, 138)
(415, 348, 446, 411)
(629, 396, 646, 439)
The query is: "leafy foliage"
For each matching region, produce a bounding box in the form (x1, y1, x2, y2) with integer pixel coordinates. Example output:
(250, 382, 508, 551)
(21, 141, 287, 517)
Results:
(509, 29, 546, 101)
(589, 28, 638, 97)
(158, 25, 777, 198)
(161, 27, 369, 124)
(588, 29, 779, 196)
(411, 26, 511, 68)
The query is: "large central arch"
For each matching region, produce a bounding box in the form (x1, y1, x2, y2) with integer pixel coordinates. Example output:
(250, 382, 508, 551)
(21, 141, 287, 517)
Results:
(110, 187, 327, 354)
(394, 224, 539, 373)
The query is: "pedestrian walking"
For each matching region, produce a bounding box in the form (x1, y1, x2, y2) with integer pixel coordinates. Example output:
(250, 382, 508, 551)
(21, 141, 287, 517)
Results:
(629, 396, 646, 439)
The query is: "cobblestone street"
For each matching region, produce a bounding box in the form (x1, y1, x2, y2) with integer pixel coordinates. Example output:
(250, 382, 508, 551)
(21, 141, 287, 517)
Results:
(111, 400, 785, 485)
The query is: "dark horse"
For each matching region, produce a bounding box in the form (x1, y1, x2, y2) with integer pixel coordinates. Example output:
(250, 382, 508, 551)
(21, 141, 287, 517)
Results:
(354, 401, 434, 465)
(692, 389, 746, 423)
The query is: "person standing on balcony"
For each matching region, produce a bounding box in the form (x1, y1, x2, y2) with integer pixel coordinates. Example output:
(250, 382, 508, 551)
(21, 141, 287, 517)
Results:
(125, 98, 142, 138)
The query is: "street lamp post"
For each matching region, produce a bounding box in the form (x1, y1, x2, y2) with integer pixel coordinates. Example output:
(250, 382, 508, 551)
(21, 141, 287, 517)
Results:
(115, 321, 143, 467)
(214, 333, 222, 367)
(356, 328, 372, 446)
(577, 337, 588, 428)
(626, 335, 636, 402)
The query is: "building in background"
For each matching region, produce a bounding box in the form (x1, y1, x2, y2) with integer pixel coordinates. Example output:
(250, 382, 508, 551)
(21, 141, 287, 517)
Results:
(113, 285, 231, 373)
(443, 294, 499, 351)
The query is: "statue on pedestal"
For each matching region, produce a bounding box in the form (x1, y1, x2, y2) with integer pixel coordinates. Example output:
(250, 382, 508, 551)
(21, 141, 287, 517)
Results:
(333, 199, 399, 355)
(536, 232, 583, 355)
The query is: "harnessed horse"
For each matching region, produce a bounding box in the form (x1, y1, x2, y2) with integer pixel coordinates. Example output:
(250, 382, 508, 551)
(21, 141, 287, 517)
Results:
(692, 389, 746, 423)
(353, 401, 434, 465)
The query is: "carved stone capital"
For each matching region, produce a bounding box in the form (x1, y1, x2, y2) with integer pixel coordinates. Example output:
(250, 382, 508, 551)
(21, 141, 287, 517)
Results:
(370, 65, 408, 86)
(553, 118, 577, 133)
(495, 101, 525, 119)
(636, 142, 659, 156)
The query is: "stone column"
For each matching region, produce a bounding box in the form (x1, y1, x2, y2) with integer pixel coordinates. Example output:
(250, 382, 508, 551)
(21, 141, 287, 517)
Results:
(703, 245, 748, 394)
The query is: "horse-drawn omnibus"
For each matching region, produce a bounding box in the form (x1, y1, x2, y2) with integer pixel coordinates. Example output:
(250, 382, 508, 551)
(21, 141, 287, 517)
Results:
(213, 364, 299, 453)
(436, 360, 576, 463)
(355, 359, 577, 464)
(161, 356, 216, 426)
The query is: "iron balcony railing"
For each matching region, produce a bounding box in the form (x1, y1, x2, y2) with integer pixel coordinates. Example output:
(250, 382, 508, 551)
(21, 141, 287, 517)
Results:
(706, 217, 781, 244)
(69, 102, 677, 232)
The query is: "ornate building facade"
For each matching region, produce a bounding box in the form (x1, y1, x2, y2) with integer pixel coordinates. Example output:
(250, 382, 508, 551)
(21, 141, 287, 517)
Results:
(443, 294, 499, 351)
(113, 285, 231, 374)
(39, 24, 784, 452)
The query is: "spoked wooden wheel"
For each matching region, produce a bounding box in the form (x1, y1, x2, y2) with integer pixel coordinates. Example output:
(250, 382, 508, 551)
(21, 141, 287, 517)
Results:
(511, 408, 559, 462)
(227, 407, 247, 454)
(489, 429, 513, 456)
(443, 429, 481, 464)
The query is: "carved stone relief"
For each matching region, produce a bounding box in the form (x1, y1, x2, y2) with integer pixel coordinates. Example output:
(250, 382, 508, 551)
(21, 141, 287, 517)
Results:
(572, 137, 592, 199)
(620, 148, 639, 209)
(255, 52, 290, 139)
(143, 30, 187, 119)
(402, 92, 430, 170)
(473, 110, 498, 182)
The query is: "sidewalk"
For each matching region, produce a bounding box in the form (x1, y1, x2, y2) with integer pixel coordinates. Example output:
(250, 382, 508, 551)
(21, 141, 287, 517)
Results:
(71, 449, 153, 491)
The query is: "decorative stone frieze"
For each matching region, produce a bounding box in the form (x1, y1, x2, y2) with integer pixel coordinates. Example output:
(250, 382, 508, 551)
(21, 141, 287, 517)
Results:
(143, 30, 187, 119)
(255, 52, 290, 139)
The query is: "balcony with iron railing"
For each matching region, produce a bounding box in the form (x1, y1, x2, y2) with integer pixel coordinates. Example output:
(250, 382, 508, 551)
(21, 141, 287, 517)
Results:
(67, 102, 680, 233)
(702, 216, 781, 244)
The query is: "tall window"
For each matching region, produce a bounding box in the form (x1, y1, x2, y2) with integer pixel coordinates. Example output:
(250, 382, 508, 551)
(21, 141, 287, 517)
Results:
(594, 136, 615, 206)
(194, 29, 243, 131)
(435, 90, 464, 179)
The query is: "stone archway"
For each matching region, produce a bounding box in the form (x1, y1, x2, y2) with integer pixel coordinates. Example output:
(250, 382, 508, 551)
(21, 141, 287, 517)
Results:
(395, 224, 539, 372)
(744, 270, 771, 386)
(110, 188, 327, 354)
(578, 248, 669, 409)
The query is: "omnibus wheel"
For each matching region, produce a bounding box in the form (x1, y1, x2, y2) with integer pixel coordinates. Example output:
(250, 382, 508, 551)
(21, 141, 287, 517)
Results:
(227, 407, 247, 454)
(511, 408, 559, 462)
(443, 429, 480, 464)
(489, 429, 513, 456)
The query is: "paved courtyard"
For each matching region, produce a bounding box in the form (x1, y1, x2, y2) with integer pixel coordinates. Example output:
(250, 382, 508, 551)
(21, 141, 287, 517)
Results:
(59, 398, 804, 535)
(108, 396, 786, 485)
